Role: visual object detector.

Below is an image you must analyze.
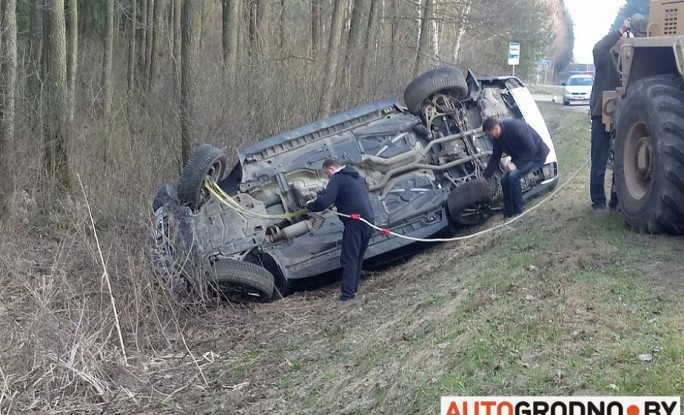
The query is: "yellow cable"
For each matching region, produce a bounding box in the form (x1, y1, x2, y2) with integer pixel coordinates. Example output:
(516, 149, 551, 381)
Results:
(204, 182, 308, 219)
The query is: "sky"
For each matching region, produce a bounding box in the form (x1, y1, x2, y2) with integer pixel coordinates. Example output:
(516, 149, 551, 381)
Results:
(564, 0, 625, 64)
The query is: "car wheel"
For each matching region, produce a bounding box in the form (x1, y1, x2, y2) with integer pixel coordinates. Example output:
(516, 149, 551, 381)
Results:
(178, 144, 228, 211)
(446, 180, 493, 226)
(404, 66, 468, 115)
(210, 259, 275, 303)
(563, 100, 569, 106)
(614, 75, 684, 234)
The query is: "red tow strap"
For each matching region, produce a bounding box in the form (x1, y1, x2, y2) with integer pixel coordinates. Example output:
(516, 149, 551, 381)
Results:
(350, 212, 392, 235)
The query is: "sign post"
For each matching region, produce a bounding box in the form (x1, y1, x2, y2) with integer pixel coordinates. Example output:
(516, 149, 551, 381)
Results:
(508, 42, 520, 77)
(535, 59, 552, 84)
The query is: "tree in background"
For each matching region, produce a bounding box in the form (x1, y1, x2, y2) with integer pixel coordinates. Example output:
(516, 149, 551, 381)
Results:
(44, 0, 71, 190)
(173, 0, 182, 94)
(360, 0, 380, 88)
(148, 0, 164, 91)
(28, 0, 43, 108)
(343, 0, 368, 82)
(66, 0, 77, 121)
(103, 0, 113, 114)
(311, 0, 322, 59)
(127, 0, 137, 92)
(0, 0, 18, 213)
(612, 0, 650, 32)
(414, 0, 435, 76)
(452, 0, 472, 63)
(318, 0, 348, 116)
(554, 5, 574, 72)
(180, 0, 203, 165)
(222, 0, 240, 86)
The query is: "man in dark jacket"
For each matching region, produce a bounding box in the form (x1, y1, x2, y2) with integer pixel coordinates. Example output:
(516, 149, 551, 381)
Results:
(589, 18, 632, 210)
(306, 158, 374, 303)
(480, 117, 550, 218)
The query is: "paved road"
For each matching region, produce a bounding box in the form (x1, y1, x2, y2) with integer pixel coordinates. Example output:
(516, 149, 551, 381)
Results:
(533, 94, 589, 113)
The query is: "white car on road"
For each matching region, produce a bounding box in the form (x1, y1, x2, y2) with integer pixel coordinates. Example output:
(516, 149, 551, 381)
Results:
(562, 74, 593, 106)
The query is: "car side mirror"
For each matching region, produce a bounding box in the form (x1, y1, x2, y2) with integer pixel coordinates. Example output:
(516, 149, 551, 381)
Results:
(561, 82, 566, 86)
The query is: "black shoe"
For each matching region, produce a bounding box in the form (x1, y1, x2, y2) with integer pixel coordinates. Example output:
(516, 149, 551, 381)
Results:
(608, 198, 618, 209)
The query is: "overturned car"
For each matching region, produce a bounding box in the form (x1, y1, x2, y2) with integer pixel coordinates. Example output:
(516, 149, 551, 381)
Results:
(153, 66, 559, 302)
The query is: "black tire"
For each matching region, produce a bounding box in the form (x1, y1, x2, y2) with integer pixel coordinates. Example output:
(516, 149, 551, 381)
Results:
(210, 259, 275, 303)
(178, 144, 228, 211)
(614, 75, 684, 234)
(404, 66, 468, 115)
(563, 100, 569, 106)
(446, 179, 494, 226)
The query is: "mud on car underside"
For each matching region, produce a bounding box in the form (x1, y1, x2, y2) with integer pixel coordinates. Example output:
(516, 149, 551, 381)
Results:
(152, 66, 559, 302)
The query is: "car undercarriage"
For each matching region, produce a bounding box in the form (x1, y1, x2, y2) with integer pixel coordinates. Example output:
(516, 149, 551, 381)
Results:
(152, 66, 559, 302)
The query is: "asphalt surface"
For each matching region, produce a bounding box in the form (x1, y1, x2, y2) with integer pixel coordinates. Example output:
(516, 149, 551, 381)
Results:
(533, 94, 590, 113)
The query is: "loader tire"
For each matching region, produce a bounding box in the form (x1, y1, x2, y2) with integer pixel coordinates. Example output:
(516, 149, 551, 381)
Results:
(614, 75, 684, 234)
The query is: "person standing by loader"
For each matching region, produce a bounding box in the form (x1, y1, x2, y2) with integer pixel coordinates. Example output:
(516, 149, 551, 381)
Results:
(589, 17, 632, 211)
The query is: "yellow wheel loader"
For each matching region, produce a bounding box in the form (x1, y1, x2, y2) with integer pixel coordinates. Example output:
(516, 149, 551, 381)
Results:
(604, 0, 684, 233)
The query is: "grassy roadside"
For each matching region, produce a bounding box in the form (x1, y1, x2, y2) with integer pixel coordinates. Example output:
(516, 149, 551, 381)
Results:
(528, 84, 564, 96)
(190, 102, 684, 414)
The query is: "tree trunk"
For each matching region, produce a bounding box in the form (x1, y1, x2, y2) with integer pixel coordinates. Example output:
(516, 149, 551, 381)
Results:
(389, 0, 397, 68)
(145, 0, 155, 87)
(103, 0, 114, 115)
(222, 0, 240, 86)
(128, 0, 137, 91)
(149, 0, 165, 91)
(431, 0, 439, 57)
(255, 0, 269, 55)
(77, 0, 91, 36)
(311, 0, 322, 59)
(360, 0, 379, 88)
(344, 0, 367, 75)
(181, 0, 203, 165)
(318, 0, 347, 116)
(453, 0, 471, 63)
(0, 0, 17, 213)
(413, 0, 433, 76)
(173, 0, 182, 95)
(279, 0, 285, 50)
(247, 0, 256, 57)
(66, 0, 77, 121)
(44, 0, 71, 190)
(222, 0, 229, 63)
(28, 0, 43, 113)
(138, 0, 148, 84)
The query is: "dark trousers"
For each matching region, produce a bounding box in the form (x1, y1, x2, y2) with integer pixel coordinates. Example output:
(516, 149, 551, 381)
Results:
(339, 220, 373, 300)
(590, 117, 615, 208)
(500, 160, 545, 216)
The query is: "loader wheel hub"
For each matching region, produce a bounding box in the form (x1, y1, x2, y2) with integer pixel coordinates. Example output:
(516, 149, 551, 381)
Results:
(635, 137, 653, 181)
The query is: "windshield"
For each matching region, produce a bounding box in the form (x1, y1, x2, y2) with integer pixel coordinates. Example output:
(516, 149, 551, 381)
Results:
(567, 77, 593, 86)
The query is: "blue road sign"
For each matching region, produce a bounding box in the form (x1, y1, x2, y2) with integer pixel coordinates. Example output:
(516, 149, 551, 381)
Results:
(508, 42, 520, 66)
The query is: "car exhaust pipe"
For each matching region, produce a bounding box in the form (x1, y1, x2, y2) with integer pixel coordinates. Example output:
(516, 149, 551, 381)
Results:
(267, 219, 315, 242)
